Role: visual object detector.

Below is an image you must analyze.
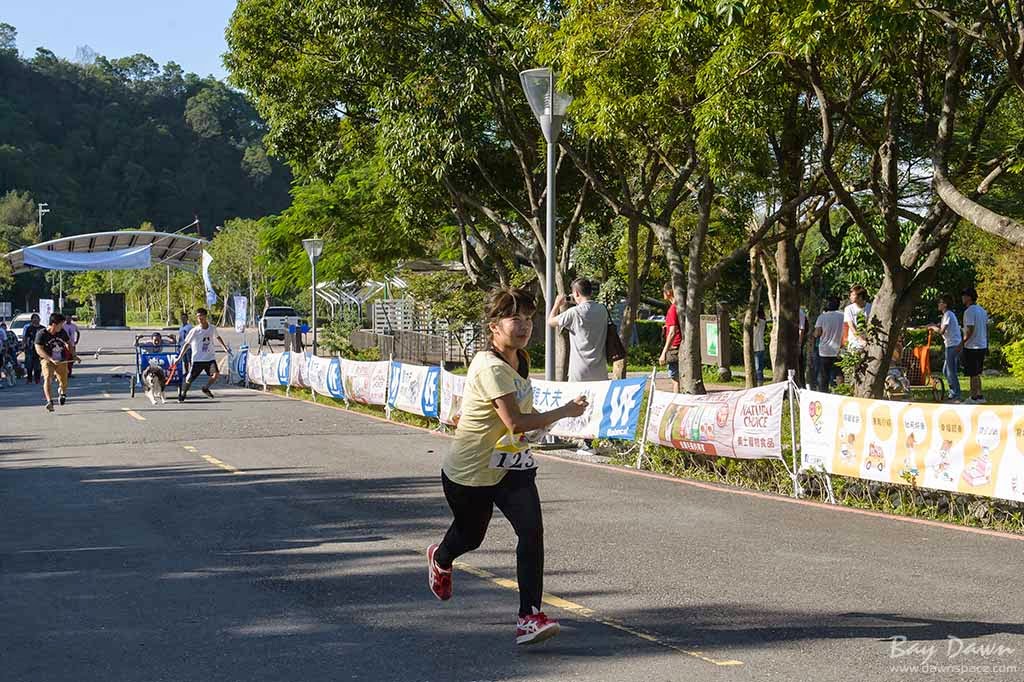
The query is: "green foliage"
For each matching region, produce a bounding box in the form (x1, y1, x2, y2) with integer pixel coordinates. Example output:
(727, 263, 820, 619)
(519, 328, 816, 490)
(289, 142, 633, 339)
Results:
(1003, 340, 1024, 381)
(977, 247, 1024, 338)
(405, 271, 486, 362)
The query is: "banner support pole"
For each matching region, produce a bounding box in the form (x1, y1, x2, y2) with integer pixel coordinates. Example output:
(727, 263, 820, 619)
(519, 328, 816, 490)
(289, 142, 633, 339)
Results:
(786, 370, 802, 498)
(385, 354, 394, 420)
(635, 366, 658, 470)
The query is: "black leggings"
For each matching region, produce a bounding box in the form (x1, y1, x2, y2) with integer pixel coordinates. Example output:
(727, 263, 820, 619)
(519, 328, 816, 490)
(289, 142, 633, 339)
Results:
(435, 469, 544, 616)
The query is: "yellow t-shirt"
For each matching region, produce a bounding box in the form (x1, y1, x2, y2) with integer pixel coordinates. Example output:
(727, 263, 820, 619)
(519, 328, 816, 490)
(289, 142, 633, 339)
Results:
(443, 350, 534, 487)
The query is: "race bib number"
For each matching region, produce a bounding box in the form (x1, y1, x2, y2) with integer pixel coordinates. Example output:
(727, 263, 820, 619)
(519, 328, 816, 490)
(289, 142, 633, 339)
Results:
(488, 449, 537, 471)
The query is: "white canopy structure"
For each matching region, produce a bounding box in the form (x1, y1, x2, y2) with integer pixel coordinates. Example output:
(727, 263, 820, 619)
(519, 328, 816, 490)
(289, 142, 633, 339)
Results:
(3, 230, 206, 274)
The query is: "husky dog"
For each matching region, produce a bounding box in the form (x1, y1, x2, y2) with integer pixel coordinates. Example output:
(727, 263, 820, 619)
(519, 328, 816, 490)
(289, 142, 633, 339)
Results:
(142, 359, 168, 405)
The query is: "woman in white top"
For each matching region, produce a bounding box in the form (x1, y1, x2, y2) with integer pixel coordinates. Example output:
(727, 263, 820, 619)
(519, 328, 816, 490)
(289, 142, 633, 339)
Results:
(843, 285, 872, 349)
(928, 295, 962, 402)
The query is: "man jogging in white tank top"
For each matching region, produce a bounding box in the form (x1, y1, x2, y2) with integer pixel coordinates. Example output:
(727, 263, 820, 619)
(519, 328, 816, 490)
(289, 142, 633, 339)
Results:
(173, 308, 230, 401)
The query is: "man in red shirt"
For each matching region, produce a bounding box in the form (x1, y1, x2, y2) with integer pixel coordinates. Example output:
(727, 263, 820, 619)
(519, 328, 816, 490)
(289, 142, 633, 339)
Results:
(658, 282, 682, 393)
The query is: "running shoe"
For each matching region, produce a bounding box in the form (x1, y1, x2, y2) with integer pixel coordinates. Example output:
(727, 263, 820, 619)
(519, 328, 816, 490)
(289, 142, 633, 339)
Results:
(177, 393, 186, 403)
(426, 543, 452, 601)
(45, 400, 54, 412)
(201, 387, 214, 399)
(516, 608, 560, 645)
(58, 393, 66, 406)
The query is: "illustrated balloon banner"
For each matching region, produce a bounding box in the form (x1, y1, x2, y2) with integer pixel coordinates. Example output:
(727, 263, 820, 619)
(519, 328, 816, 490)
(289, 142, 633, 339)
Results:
(439, 368, 466, 427)
(532, 377, 649, 440)
(645, 383, 788, 459)
(340, 359, 390, 406)
(388, 361, 441, 418)
(799, 389, 1024, 503)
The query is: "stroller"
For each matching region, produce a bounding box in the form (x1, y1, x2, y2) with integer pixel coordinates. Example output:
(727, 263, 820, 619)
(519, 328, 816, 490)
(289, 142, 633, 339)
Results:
(129, 334, 186, 400)
(885, 330, 946, 402)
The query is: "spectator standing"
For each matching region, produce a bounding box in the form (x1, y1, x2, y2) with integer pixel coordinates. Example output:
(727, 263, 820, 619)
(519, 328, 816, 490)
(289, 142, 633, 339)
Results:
(843, 285, 872, 349)
(960, 287, 989, 403)
(178, 311, 193, 366)
(798, 306, 810, 388)
(927, 295, 962, 402)
(22, 313, 44, 384)
(814, 296, 845, 393)
(548, 278, 609, 382)
(658, 283, 682, 393)
(753, 307, 768, 386)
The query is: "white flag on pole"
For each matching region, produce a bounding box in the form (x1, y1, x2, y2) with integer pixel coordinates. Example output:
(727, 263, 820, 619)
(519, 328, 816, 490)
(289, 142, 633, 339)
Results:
(202, 250, 217, 306)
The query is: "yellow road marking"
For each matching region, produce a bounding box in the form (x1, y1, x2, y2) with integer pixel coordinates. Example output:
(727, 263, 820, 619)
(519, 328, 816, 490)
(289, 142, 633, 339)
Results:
(451, 560, 743, 667)
(110, 366, 122, 372)
(120, 408, 146, 421)
(183, 445, 242, 474)
(201, 454, 241, 474)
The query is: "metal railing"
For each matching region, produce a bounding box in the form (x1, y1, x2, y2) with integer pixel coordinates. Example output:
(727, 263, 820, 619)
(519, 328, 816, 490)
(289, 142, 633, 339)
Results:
(350, 328, 481, 365)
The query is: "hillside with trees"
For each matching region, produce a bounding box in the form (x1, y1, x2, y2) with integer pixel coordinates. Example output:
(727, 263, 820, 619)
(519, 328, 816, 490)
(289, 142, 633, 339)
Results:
(0, 22, 291, 244)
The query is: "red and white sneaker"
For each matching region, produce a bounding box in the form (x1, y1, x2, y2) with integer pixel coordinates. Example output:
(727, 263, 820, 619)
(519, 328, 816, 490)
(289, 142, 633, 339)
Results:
(516, 607, 560, 645)
(426, 544, 452, 601)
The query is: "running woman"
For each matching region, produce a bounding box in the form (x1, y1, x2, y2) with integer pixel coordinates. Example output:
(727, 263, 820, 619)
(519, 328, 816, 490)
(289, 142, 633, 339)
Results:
(173, 308, 230, 401)
(426, 288, 588, 646)
(34, 313, 72, 412)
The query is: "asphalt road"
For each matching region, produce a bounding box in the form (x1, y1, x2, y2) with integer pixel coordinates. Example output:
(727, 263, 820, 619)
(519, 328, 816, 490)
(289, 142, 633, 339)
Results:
(2, 329, 1023, 681)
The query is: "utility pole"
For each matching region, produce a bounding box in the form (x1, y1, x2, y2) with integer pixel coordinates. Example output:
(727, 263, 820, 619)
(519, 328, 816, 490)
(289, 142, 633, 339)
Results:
(37, 202, 50, 237)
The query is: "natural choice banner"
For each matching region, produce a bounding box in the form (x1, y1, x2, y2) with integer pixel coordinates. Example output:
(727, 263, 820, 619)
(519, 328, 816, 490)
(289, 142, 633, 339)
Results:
(646, 383, 787, 459)
(439, 368, 466, 427)
(532, 376, 648, 441)
(388, 361, 441, 418)
(340, 359, 390, 406)
(799, 390, 1024, 503)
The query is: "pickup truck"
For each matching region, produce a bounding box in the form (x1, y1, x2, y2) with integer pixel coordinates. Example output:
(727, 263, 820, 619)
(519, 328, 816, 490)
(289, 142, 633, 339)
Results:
(258, 306, 300, 344)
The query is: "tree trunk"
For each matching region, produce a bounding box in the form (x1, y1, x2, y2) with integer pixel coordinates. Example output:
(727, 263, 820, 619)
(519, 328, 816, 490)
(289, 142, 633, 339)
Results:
(679, 174, 713, 394)
(619, 215, 641, 359)
(744, 248, 763, 388)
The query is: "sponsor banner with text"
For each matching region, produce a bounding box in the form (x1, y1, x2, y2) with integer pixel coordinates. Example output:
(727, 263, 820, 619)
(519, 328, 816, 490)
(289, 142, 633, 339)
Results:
(439, 368, 467, 427)
(340, 359, 390, 406)
(306, 355, 346, 401)
(531, 376, 648, 441)
(800, 389, 1024, 502)
(646, 383, 787, 459)
(387, 361, 440, 418)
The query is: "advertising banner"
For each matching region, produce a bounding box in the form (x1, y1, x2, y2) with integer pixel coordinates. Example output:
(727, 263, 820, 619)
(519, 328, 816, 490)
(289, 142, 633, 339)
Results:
(340, 359, 390, 405)
(253, 351, 291, 387)
(246, 351, 263, 386)
(231, 345, 248, 384)
(39, 298, 54, 323)
(233, 296, 247, 334)
(532, 376, 648, 441)
(799, 390, 1024, 502)
(307, 355, 346, 401)
(289, 351, 311, 388)
(387, 361, 441, 418)
(645, 383, 787, 459)
(440, 368, 467, 427)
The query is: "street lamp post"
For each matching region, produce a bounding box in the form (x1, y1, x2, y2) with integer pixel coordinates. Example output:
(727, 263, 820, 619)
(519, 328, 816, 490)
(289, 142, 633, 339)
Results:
(519, 68, 572, 381)
(302, 237, 324, 356)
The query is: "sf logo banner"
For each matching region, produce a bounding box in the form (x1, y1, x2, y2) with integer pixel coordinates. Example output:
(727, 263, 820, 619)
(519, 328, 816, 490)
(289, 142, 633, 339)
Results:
(420, 367, 440, 418)
(388, 362, 402, 407)
(327, 358, 345, 399)
(599, 377, 648, 440)
(277, 352, 291, 386)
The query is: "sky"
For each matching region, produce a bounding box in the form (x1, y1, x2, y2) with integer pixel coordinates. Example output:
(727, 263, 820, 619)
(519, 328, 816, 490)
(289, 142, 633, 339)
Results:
(3, 1, 236, 79)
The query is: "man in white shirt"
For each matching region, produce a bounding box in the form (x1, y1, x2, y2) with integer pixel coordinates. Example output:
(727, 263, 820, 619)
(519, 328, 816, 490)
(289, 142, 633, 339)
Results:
(842, 285, 872, 349)
(174, 308, 230, 401)
(928, 295, 962, 402)
(548, 278, 608, 382)
(814, 296, 845, 392)
(960, 287, 989, 403)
